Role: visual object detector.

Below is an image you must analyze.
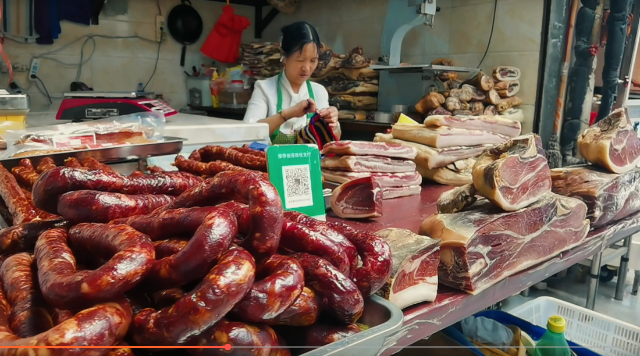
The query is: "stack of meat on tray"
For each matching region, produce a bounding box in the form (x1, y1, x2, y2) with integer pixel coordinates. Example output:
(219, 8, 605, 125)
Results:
(240, 42, 282, 79)
(320, 141, 421, 219)
(419, 133, 590, 294)
(374, 113, 522, 186)
(550, 107, 640, 229)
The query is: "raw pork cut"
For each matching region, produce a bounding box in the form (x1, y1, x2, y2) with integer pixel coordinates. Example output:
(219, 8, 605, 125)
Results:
(330, 177, 382, 219)
(437, 184, 477, 213)
(392, 124, 508, 148)
(577, 107, 640, 173)
(551, 165, 640, 228)
(375, 228, 440, 309)
(321, 156, 416, 173)
(374, 133, 490, 169)
(321, 141, 417, 159)
(417, 158, 475, 186)
(322, 170, 422, 187)
(419, 193, 589, 294)
(423, 115, 521, 138)
(382, 186, 421, 199)
(473, 134, 551, 211)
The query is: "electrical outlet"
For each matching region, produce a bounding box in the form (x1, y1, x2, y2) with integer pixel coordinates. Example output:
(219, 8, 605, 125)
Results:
(156, 15, 165, 42)
(12, 64, 28, 72)
(29, 58, 40, 81)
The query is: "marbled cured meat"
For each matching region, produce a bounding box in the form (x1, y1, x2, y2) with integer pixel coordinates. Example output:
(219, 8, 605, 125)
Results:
(473, 134, 552, 211)
(321, 141, 417, 159)
(423, 115, 521, 138)
(330, 177, 382, 219)
(322, 170, 422, 187)
(321, 155, 416, 173)
(391, 124, 508, 148)
(382, 186, 421, 199)
(419, 193, 589, 294)
(551, 165, 640, 228)
(578, 107, 640, 173)
(437, 184, 477, 214)
(417, 158, 475, 186)
(493, 66, 521, 81)
(374, 133, 489, 169)
(375, 228, 440, 309)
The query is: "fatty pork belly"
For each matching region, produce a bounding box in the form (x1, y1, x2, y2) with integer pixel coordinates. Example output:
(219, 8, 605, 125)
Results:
(473, 134, 551, 211)
(375, 228, 440, 308)
(578, 107, 640, 174)
(423, 115, 521, 138)
(321, 155, 416, 173)
(391, 124, 508, 149)
(420, 193, 589, 294)
(551, 165, 640, 228)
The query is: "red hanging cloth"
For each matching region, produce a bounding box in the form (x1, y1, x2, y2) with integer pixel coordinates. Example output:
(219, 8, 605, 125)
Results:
(200, 5, 250, 63)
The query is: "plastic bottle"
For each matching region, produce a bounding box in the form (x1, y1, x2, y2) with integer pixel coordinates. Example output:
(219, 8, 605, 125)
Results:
(534, 316, 571, 356)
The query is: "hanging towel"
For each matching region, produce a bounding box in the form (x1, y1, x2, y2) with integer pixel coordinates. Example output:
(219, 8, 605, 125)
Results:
(1, 0, 38, 43)
(200, 5, 250, 63)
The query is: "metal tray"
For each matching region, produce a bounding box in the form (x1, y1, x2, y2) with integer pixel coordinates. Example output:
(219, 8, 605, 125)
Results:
(301, 295, 404, 356)
(0, 137, 185, 169)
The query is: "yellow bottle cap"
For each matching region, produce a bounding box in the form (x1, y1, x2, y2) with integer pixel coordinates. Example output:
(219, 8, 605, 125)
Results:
(547, 315, 566, 333)
(396, 113, 421, 125)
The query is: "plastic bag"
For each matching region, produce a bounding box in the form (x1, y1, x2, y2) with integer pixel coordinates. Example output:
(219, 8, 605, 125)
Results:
(461, 316, 514, 352)
(2, 112, 165, 159)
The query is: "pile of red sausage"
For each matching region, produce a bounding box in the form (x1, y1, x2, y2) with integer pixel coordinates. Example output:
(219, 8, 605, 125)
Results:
(0, 146, 393, 356)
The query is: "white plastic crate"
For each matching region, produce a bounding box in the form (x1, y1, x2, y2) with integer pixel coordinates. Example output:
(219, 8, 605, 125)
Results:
(508, 297, 640, 356)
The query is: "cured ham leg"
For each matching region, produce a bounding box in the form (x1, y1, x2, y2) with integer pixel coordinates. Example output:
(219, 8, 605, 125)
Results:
(330, 177, 382, 219)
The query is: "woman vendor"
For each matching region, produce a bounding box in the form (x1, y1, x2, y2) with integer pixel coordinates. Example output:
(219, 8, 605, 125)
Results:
(243, 22, 340, 144)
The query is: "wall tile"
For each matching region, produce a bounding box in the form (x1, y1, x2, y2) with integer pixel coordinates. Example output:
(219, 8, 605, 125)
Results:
(451, 0, 496, 8)
(489, 0, 543, 53)
(449, 2, 494, 54)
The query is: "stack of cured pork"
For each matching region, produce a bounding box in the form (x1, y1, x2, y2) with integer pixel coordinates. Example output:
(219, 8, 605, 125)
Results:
(240, 42, 282, 79)
(419, 133, 590, 294)
(374, 114, 522, 186)
(320, 141, 421, 218)
(415, 62, 524, 122)
(550, 107, 640, 228)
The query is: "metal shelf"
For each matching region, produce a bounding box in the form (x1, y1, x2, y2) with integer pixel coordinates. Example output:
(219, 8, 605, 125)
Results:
(207, 0, 278, 39)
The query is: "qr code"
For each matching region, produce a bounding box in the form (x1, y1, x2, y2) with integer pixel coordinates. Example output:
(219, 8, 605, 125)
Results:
(282, 165, 313, 209)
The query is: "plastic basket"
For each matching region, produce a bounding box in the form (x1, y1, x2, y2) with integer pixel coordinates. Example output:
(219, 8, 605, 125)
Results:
(508, 297, 640, 356)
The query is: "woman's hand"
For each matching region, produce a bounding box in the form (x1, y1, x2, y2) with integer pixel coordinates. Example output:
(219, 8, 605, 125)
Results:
(319, 106, 340, 131)
(284, 99, 317, 120)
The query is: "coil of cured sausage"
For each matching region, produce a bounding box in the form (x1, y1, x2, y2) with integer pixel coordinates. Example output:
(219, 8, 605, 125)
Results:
(231, 255, 304, 323)
(278, 323, 361, 352)
(0, 218, 66, 255)
(0, 253, 53, 338)
(174, 155, 245, 177)
(291, 253, 364, 324)
(36, 157, 57, 174)
(230, 146, 266, 158)
(327, 221, 393, 297)
(32, 167, 202, 214)
(188, 318, 290, 356)
(36, 225, 155, 310)
(190, 145, 268, 172)
(153, 238, 189, 259)
(64, 157, 83, 168)
(264, 287, 319, 327)
(132, 246, 256, 345)
(57, 190, 175, 223)
(167, 170, 283, 257)
(81, 157, 115, 172)
(0, 163, 38, 224)
(11, 160, 40, 190)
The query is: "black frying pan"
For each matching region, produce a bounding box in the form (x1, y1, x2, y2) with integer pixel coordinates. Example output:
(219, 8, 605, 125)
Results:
(167, 0, 203, 67)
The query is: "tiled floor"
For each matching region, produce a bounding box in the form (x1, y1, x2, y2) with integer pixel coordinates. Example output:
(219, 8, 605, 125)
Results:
(501, 266, 640, 327)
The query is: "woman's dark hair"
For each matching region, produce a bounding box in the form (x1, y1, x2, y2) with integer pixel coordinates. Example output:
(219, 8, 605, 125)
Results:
(280, 22, 322, 58)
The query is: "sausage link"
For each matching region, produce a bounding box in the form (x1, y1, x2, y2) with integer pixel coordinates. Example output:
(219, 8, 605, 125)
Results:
(193, 145, 267, 172)
(0, 199, 13, 226)
(0, 164, 38, 224)
(153, 238, 189, 259)
(280, 220, 351, 276)
(151, 288, 186, 309)
(0, 219, 67, 255)
(129, 171, 145, 178)
(11, 166, 40, 190)
(18, 159, 34, 170)
(81, 156, 115, 172)
(0, 290, 132, 356)
(175, 155, 247, 177)
(168, 170, 283, 257)
(57, 190, 175, 223)
(32, 167, 203, 214)
(230, 146, 266, 158)
(36, 225, 155, 310)
(111, 206, 220, 241)
(132, 246, 256, 345)
(0, 253, 53, 337)
(188, 319, 290, 356)
(286, 324, 361, 352)
(143, 208, 237, 290)
(51, 309, 74, 325)
(264, 287, 319, 327)
(231, 255, 304, 323)
(283, 211, 358, 273)
(36, 157, 57, 174)
(64, 157, 83, 169)
(291, 253, 364, 324)
(326, 222, 392, 297)
(148, 166, 165, 174)
(20, 188, 57, 221)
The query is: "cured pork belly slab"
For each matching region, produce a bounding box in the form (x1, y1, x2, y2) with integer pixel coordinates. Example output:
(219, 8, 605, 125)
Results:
(551, 165, 640, 228)
(321, 141, 417, 159)
(578, 107, 640, 174)
(381, 186, 421, 199)
(423, 115, 521, 138)
(419, 193, 589, 294)
(322, 170, 422, 187)
(391, 124, 508, 149)
(321, 155, 416, 173)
